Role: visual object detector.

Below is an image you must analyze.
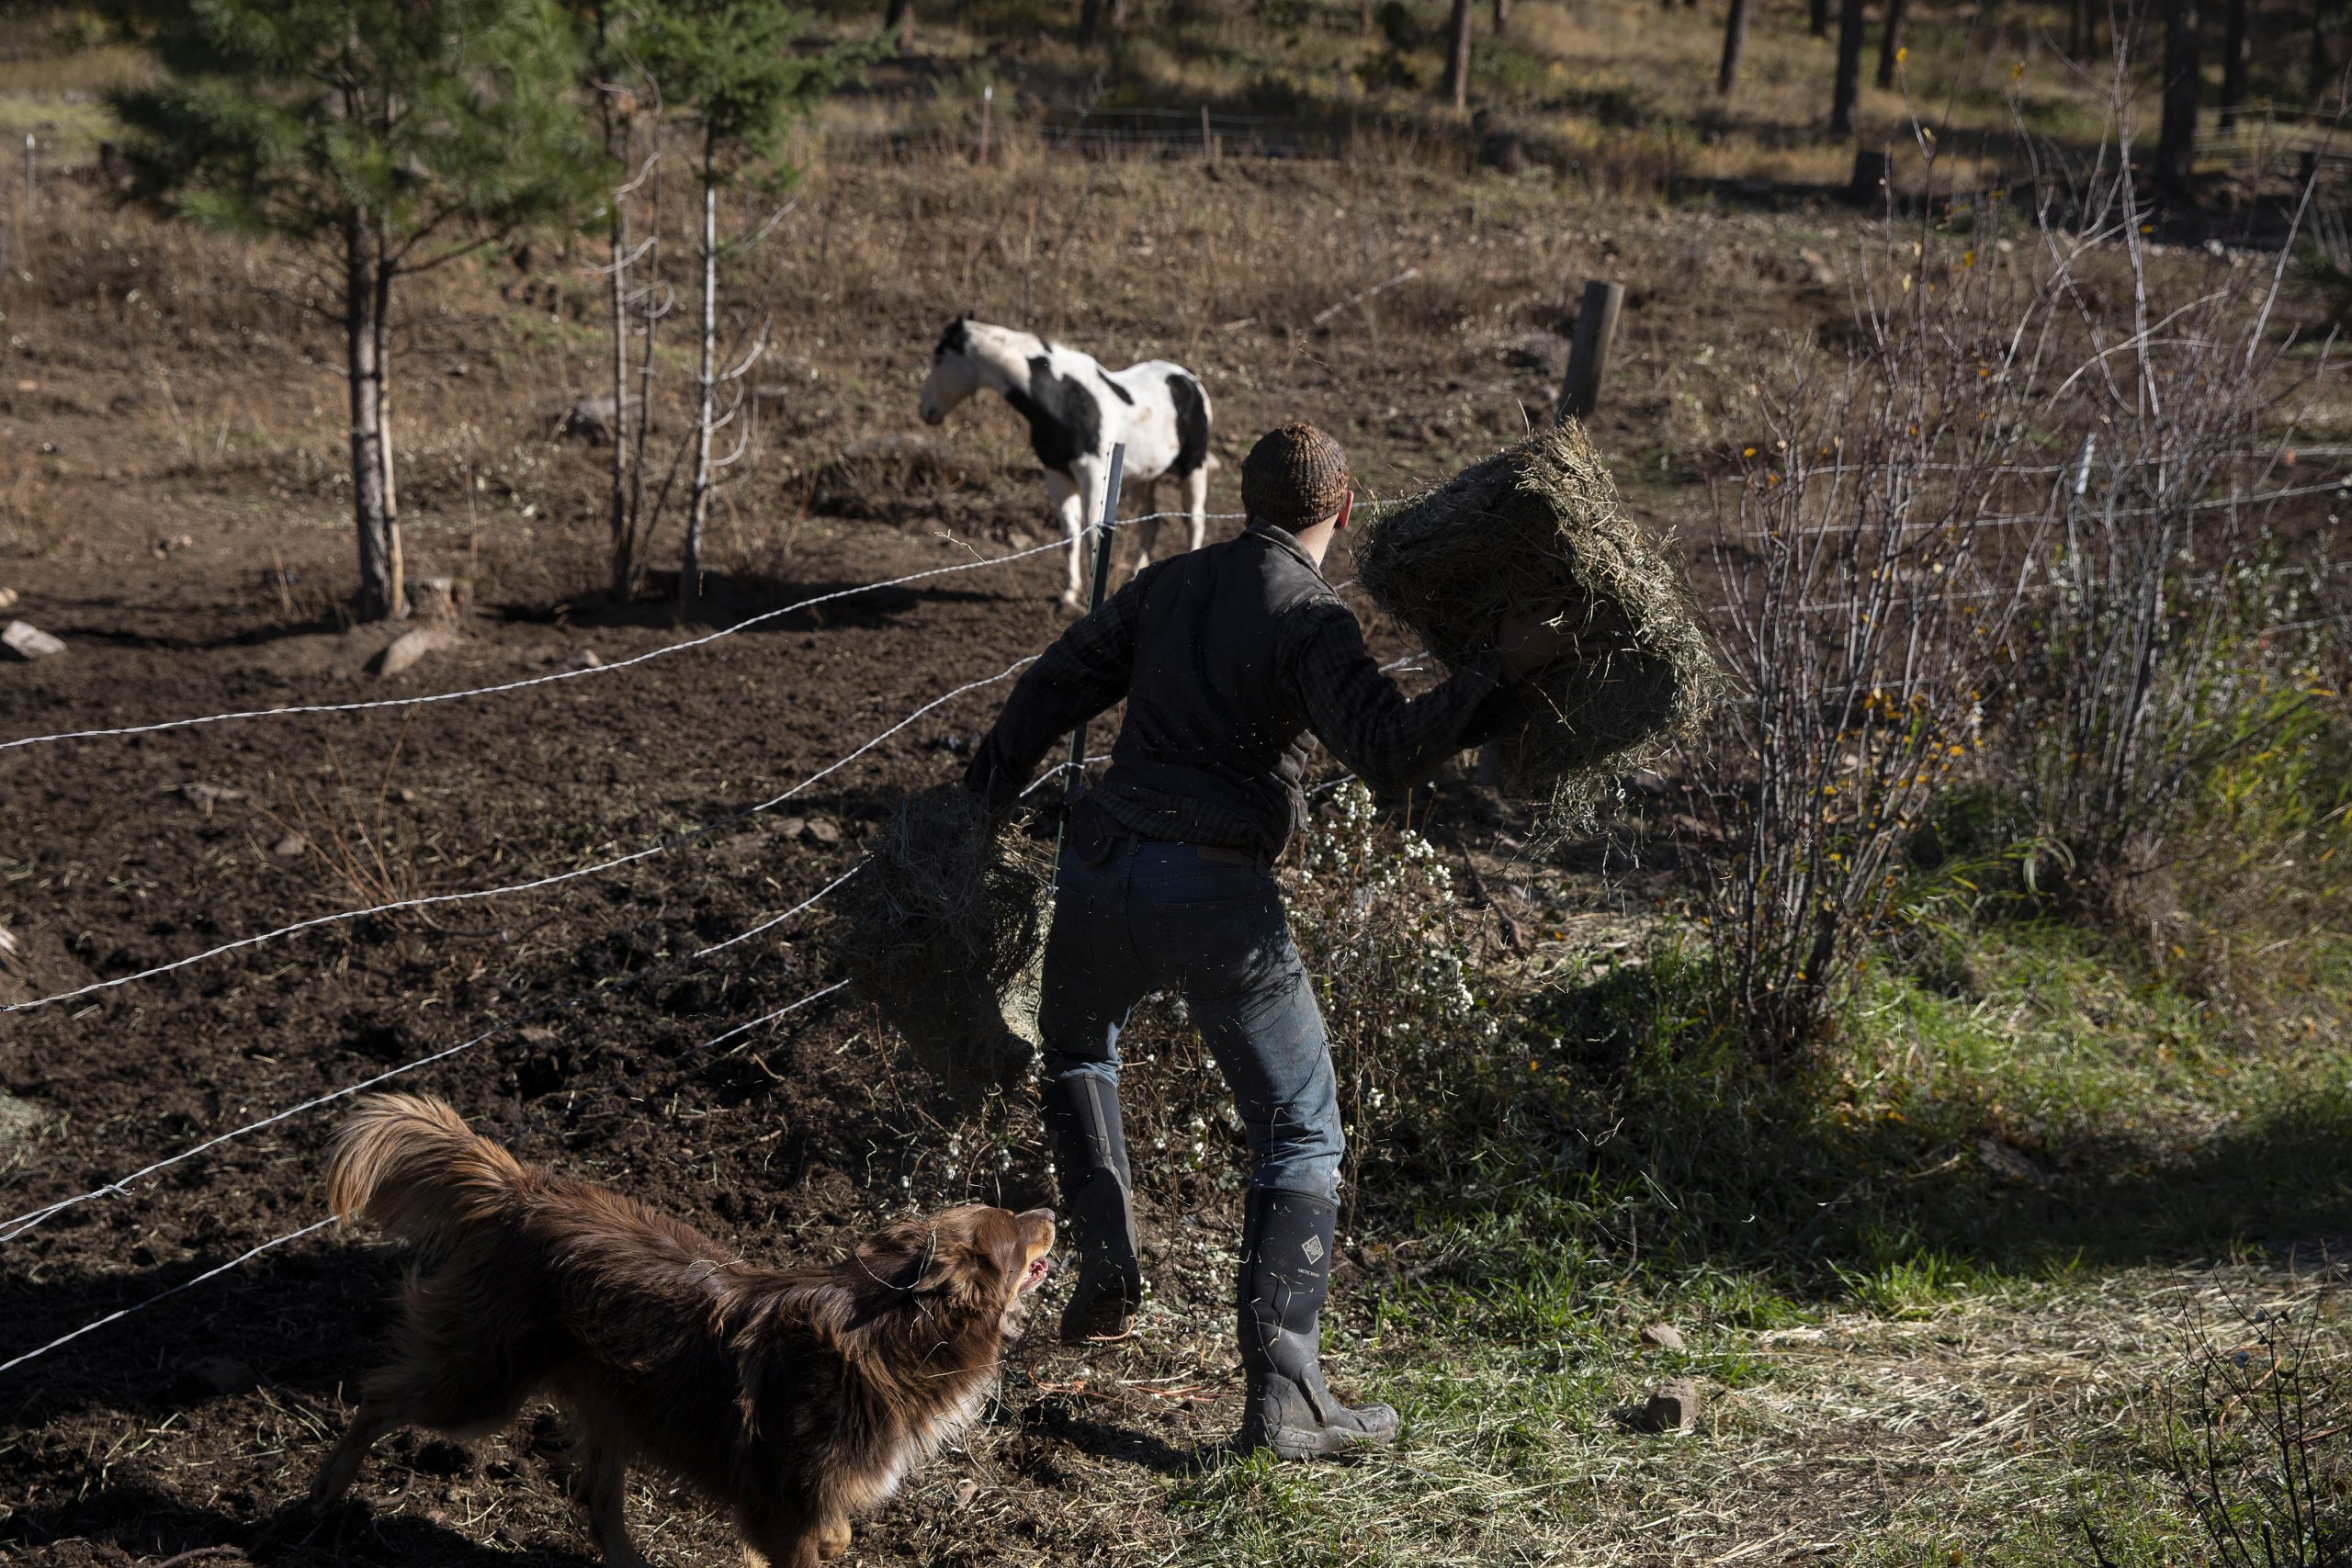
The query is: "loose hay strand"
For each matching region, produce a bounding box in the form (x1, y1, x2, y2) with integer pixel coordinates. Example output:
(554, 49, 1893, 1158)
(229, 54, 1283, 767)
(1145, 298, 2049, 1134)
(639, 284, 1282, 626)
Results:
(1355, 420, 1724, 831)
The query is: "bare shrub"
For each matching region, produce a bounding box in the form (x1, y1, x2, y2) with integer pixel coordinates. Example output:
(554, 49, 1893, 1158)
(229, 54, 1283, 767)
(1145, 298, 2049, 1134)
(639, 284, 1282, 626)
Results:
(2086, 1292, 2352, 1568)
(1690, 96, 2342, 1052)
(1689, 209, 2053, 1054)
(1992, 233, 2337, 937)
(263, 731, 430, 910)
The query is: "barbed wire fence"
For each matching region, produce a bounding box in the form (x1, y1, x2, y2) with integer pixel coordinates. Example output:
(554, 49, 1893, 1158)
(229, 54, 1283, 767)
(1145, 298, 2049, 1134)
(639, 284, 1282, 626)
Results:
(0, 469, 1464, 1363)
(0, 471, 1455, 1376)
(0, 505, 1202, 1369)
(3, 430, 2346, 1375)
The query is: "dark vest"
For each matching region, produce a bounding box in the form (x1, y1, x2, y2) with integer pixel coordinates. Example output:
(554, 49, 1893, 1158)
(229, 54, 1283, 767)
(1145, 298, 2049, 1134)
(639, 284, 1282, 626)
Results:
(1084, 526, 1333, 856)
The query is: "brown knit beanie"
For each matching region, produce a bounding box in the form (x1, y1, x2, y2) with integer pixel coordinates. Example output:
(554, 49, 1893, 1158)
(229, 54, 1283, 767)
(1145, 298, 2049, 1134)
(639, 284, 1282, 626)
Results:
(1240, 423, 1351, 530)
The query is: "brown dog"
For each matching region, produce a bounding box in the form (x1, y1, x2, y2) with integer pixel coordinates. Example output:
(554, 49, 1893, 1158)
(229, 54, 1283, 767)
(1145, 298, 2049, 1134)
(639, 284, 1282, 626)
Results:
(310, 1093, 1055, 1568)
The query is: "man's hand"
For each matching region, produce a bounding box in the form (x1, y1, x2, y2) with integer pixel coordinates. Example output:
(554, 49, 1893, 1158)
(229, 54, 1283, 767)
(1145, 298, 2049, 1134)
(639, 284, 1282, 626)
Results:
(1498, 596, 1611, 682)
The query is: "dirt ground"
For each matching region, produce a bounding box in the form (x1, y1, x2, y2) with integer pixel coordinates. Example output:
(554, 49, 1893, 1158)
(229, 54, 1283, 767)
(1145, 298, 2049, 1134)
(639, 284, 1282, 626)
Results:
(2, 122, 2342, 1562)
(0, 151, 1715, 1566)
(0, 473, 1429, 1564)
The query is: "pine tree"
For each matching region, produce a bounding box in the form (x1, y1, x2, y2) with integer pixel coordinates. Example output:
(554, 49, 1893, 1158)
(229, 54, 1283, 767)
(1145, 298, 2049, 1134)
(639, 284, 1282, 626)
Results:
(109, 0, 594, 622)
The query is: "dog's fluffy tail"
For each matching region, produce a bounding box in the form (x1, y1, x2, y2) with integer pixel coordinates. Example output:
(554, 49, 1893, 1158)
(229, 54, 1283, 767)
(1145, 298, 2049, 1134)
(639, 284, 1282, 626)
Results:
(326, 1093, 527, 1251)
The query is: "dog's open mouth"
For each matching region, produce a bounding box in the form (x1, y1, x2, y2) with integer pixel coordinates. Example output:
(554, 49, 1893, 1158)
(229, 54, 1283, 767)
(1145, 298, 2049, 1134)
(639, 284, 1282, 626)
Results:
(1020, 1254, 1052, 1293)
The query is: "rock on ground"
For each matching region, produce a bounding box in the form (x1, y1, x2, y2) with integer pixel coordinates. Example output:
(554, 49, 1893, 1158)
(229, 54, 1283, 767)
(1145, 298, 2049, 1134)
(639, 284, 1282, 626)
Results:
(1642, 1379, 1703, 1434)
(561, 394, 626, 445)
(3, 620, 65, 660)
(373, 625, 459, 679)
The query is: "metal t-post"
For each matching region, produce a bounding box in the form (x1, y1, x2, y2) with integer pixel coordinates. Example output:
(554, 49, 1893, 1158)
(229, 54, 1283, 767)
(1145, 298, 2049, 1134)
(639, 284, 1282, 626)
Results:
(1051, 443, 1126, 875)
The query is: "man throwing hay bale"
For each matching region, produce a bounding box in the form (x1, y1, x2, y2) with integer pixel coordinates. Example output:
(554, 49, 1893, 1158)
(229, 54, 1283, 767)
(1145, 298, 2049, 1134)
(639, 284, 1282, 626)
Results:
(963, 423, 1593, 1461)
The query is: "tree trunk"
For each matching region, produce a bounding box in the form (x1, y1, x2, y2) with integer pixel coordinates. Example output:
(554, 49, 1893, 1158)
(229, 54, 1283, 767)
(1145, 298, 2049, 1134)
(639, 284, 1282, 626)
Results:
(1720, 0, 1754, 93)
(345, 212, 395, 623)
(1078, 0, 1100, 43)
(2157, 0, 2201, 197)
(371, 231, 403, 620)
(1443, 0, 1474, 111)
(606, 119, 636, 601)
(1811, 0, 1829, 39)
(1830, 0, 1869, 137)
(1876, 0, 1906, 86)
(629, 143, 662, 586)
(2219, 0, 2247, 127)
(1492, 0, 1510, 31)
(682, 164, 717, 613)
(885, 0, 915, 51)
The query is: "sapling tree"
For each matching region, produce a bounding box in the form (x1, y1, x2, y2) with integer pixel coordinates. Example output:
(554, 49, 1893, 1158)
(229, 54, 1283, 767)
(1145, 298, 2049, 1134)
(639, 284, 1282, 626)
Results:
(109, 0, 594, 621)
(568, 0, 665, 602)
(639, 0, 865, 611)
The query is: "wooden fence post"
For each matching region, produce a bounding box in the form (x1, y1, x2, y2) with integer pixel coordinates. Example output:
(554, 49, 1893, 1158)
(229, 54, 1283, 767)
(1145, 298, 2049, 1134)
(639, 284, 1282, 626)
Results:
(1201, 104, 1216, 162)
(1557, 278, 1623, 423)
(978, 85, 992, 165)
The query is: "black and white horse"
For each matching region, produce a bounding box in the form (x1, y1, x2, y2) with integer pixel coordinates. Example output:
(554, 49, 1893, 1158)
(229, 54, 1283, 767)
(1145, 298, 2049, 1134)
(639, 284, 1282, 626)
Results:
(919, 319, 1213, 609)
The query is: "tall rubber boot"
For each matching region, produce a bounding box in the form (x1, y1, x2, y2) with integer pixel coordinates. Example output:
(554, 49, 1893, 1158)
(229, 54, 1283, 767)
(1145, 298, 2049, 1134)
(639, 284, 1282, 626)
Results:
(1235, 1187, 1399, 1460)
(1040, 1072, 1143, 1342)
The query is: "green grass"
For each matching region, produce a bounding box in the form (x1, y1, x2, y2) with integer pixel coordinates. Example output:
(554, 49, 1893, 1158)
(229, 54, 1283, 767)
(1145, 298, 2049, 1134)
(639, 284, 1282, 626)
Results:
(1139, 756, 2352, 1562)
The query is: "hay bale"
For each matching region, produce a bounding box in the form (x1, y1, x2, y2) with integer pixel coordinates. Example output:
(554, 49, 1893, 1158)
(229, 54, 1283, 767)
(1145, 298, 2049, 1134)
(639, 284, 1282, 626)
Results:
(832, 785, 1049, 1105)
(1356, 421, 1722, 830)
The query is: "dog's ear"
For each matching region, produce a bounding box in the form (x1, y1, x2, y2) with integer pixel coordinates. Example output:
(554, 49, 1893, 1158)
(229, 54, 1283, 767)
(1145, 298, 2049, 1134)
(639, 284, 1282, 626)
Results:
(853, 1222, 960, 1297)
(854, 1210, 1018, 1311)
(907, 1228, 976, 1298)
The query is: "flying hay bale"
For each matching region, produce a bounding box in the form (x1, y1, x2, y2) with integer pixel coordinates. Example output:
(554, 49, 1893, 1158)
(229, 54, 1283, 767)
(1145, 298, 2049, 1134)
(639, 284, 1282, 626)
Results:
(832, 785, 1049, 1105)
(1356, 421, 1722, 831)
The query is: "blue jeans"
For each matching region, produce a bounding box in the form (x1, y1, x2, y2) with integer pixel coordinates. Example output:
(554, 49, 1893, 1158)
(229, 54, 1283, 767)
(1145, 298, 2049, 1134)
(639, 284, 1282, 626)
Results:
(1038, 838, 1343, 1200)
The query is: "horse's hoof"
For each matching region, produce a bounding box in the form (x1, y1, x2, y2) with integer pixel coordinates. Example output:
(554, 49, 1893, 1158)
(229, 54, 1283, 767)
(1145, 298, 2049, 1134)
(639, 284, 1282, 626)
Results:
(1055, 594, 1085, 618)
